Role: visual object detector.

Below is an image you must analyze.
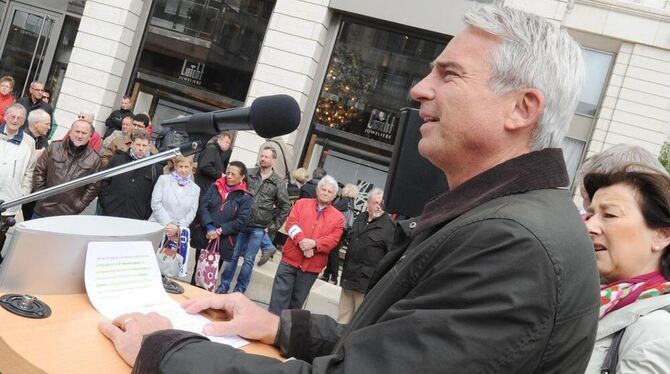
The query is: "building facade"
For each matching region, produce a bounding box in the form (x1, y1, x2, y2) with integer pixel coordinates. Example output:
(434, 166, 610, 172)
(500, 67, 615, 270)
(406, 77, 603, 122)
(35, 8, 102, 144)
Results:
(1, 0, 669, 205)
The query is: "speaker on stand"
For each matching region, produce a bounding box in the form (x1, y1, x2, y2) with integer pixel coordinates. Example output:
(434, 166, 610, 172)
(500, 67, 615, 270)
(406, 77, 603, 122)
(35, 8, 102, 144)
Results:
(384, 108, 449, 218)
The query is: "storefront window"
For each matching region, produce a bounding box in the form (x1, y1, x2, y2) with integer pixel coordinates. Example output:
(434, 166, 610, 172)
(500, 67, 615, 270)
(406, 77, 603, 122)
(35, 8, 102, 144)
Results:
(313, 20, 446, 145)
(136, 0, 275, 105)
(47, 16, 81, 107)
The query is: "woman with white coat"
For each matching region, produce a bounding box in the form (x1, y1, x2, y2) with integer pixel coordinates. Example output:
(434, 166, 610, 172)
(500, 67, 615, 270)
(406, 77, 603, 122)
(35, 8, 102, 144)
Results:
(149, 155, 200, 239)
(583, 166, 670, 373)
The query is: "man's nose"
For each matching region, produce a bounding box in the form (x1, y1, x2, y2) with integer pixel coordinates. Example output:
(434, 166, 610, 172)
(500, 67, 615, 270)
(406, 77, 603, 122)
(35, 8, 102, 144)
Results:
(409, 76, 433, 101)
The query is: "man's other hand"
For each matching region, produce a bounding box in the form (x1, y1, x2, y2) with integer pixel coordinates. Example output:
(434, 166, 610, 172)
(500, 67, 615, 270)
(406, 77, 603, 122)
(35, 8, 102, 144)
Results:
(181, 293, 280, 345)
(98, 312, 173, 367)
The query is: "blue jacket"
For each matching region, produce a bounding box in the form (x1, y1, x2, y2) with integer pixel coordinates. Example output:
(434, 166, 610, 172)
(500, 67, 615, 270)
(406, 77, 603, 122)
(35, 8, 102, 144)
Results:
(190, 183, 252, 261)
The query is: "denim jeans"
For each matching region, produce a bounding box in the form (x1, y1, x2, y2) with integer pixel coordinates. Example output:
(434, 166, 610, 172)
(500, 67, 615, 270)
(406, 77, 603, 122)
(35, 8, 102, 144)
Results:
(260, 231, 277, 256)
(268, 262, 318, 315)
(217, 227, 265, 294)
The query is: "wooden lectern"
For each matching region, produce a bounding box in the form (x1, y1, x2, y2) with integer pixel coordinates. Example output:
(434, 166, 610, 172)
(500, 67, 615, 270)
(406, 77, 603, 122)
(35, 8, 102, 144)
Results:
(0, 282, 282, 374)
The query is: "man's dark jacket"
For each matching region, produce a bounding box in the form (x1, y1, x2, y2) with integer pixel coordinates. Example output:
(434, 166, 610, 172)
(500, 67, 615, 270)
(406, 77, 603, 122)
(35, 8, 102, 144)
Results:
(133, 148, 600, 374)
(32, 139, 99, 217)
(103, 108, 132, 137)
(18, 96, 53, 127)
(194, 142, 231, 196)
(98, 152, 161, 220)
(299, 178, 319, 198)
(245, 168, 291, 230)
(340, 212, 394, 294)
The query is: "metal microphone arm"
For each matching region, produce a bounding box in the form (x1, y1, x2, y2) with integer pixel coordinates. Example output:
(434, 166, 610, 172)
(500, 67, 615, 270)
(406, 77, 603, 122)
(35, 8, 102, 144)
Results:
(0, 141, 201, 227)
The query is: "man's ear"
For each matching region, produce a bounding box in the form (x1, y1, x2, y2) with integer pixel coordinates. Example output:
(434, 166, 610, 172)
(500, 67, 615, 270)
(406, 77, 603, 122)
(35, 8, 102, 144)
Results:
(504, 88, 545, 131)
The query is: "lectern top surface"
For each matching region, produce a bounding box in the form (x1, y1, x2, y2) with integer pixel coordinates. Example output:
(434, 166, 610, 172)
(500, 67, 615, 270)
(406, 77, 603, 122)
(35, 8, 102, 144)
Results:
(17, 215, 163, 236)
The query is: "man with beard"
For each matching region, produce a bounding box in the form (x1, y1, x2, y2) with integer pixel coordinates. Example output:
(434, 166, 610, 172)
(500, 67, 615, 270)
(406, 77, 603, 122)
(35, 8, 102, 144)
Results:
(337, 188, 394, 323)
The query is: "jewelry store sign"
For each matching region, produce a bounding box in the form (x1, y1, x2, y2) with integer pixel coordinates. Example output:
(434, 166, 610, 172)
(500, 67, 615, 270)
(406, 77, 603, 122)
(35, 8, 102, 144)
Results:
(179, 59, 205, 86)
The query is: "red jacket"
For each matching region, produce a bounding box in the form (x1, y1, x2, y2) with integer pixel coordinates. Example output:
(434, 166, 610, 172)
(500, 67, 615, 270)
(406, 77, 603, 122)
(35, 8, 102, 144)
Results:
(282, 198, 344, 273)
(0, 93, 15, 124)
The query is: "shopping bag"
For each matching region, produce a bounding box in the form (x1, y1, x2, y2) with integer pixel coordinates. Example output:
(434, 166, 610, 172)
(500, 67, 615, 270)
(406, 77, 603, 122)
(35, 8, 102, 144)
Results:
(156, 227, 190, 278)
(195, 237, 220, 292)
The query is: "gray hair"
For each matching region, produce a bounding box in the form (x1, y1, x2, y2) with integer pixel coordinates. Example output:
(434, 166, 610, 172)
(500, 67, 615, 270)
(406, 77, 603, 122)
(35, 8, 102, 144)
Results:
(79, 111, 94, 123)
(578, 144, 668, 184)
(4, 103, 26, 117)
(368, 187, 384, 200)
(317, 175, 339, 195)
(28, 109, 50, 126)
(464, 5, 584, 150)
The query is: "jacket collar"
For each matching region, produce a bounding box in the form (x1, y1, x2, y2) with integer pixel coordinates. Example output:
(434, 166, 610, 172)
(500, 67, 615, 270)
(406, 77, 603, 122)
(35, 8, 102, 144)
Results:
(415, 148, 569, 234)
(0, 123, 25, 145)
(596, 294, 670, 339)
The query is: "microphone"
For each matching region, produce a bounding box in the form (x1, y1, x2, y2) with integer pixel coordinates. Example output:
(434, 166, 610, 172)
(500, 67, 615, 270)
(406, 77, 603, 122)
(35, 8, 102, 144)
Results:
(161, 94, 301, 138)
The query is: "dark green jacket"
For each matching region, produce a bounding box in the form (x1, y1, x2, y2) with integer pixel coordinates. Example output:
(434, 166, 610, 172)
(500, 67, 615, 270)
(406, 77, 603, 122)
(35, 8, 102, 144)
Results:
(245, 168, 290, 230)
(133, 149, 600, 374)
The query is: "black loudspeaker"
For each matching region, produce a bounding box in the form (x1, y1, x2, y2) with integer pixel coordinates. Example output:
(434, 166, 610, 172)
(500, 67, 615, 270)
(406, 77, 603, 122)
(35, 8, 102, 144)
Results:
(384, 108, 449, 217)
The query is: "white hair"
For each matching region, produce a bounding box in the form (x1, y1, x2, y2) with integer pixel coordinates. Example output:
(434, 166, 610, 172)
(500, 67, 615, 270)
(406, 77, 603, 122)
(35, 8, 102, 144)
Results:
(578, 144, 668, 184)
(464, 5, 584, 150)
(27, 108, 50, 126)
(368, 187, 384, 199)
(317, 175, 339, 195)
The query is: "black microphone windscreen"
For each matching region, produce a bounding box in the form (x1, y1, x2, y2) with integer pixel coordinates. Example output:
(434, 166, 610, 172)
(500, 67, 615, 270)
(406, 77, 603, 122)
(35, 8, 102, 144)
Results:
(249, 95, 301, 138)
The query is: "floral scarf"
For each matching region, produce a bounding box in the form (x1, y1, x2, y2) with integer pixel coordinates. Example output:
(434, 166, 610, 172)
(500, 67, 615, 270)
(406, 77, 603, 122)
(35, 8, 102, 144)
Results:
(213, 177, 247, 206)
(172, 171, 192, 186)
(599, 271, 670, 319)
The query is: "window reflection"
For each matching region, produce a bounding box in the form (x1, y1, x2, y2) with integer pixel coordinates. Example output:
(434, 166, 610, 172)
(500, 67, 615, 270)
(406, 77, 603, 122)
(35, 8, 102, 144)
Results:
(577, 48, 614, 116)
(138, 0, 276, 104)
(313, 20, 446, 145)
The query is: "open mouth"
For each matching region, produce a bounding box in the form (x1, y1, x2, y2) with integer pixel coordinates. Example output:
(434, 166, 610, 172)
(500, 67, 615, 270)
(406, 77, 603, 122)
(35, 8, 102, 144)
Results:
(593, 244, 607, 252)
(421, 116, 439, 123)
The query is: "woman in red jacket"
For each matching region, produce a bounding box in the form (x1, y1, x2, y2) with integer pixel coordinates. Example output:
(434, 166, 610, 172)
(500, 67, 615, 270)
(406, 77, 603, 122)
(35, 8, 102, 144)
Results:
(0, 76, 16, 123)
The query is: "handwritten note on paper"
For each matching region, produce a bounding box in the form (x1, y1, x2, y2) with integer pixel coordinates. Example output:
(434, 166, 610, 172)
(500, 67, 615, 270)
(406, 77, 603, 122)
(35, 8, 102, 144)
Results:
(85, 241, 247, 348)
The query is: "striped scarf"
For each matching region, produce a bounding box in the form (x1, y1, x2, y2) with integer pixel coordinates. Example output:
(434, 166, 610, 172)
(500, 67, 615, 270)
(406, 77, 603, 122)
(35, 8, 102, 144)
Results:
(599, 271, 670, 319)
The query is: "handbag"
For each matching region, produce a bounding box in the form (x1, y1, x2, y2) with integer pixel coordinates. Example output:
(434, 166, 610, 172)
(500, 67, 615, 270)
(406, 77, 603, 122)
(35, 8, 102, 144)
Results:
(194, 237, 221, 292)
(156, 227, 190, 278)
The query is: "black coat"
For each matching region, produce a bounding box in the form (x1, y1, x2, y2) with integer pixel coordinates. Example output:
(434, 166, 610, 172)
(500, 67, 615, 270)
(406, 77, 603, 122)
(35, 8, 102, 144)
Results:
(98, 152, 161, 220)
(299, 179, 319, 198)
(104, 108, 133, 135)
(195, 143, 231, 196)
(340, 212, 394, 293)
(190, 184, 252, 261)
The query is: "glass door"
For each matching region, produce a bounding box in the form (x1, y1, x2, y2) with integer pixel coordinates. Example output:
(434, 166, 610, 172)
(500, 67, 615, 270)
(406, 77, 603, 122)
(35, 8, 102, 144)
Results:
(0, 2, 63, 97)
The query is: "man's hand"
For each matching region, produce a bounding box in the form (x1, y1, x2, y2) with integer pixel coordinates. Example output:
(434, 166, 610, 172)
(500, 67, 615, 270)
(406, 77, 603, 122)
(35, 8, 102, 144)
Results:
(181, 293, 280, 345)
(98, 312, 173, 367)
(303, 249, 314, 258)
(298, 238, 316, 251)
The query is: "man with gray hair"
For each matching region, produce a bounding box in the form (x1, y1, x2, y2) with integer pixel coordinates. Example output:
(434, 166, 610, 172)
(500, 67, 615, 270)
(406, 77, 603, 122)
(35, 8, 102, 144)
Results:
(24, 108, 50, 155)
(0, 104, 34, 255)
(577, 144, 668, 209)
(337, 187, 394, 323)
(20, 108, 51, 220)
(17, 81, 53, 127)
(100, 5, 599, 373)
(267, 174, 344, 315)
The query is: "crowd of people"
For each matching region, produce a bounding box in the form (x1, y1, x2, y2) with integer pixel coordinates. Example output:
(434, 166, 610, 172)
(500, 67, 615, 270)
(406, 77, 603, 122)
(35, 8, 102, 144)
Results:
(2, 4, 670, 373)
(0, 81, 371, 320)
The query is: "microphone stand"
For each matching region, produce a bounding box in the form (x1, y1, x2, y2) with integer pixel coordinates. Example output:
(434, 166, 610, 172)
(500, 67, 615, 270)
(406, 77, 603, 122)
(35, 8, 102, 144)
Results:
(0, 141, 202, 234)
(0, 141, 201, 302)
